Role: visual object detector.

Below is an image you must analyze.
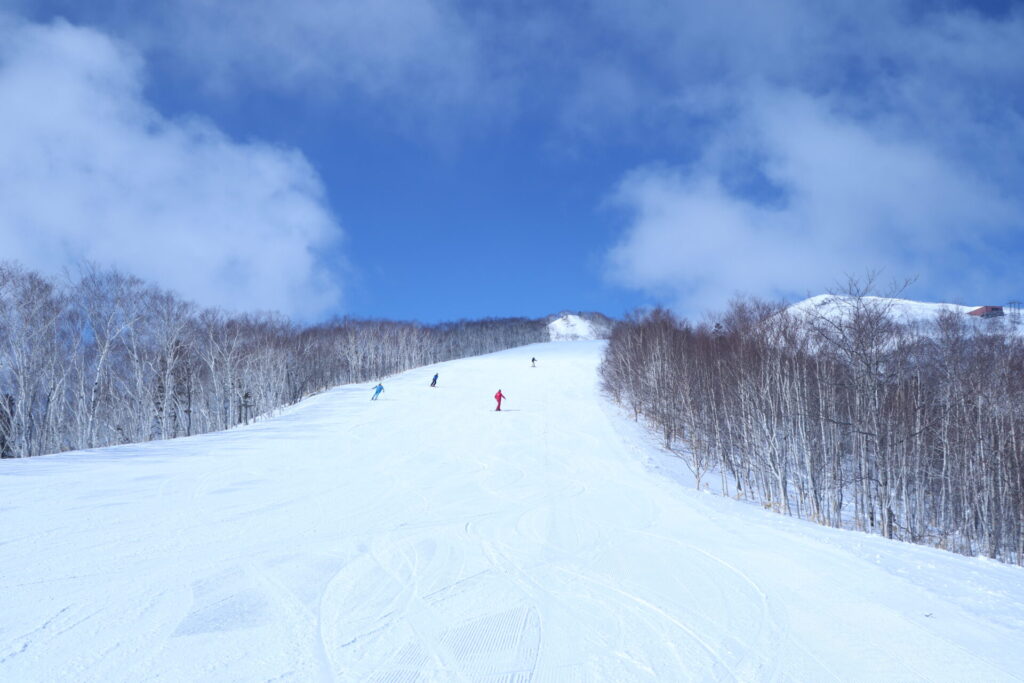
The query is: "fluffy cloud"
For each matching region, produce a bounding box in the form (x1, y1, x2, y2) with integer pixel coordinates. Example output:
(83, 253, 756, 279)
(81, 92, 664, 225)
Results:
(609, 92, 1021, 311)
(601, 2, 1024, 312)
(7, 3, 1021, 317)
(0, 16, 343, 319)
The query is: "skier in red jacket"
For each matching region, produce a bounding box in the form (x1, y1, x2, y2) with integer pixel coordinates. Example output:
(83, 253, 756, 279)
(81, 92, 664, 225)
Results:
(494, 389, 506, 411)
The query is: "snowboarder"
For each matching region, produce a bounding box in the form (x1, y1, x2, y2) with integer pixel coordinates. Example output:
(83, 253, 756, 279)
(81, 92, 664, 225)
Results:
(430, 373, 438, 387)
(371, 383, 384, 400)
(494, 389, 506, 411)
(531, 357, 536, 367)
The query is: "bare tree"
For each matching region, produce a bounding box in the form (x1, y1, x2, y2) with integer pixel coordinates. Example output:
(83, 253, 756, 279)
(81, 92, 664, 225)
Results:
(601, 281, 1024, 564)
(0, 261, 550, 463)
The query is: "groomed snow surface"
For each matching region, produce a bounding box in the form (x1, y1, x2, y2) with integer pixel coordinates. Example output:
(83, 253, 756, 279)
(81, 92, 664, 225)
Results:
(2, 341, 1023, 682)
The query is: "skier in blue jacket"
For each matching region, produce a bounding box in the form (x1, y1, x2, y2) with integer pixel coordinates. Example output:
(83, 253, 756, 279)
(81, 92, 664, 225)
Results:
(371, 383, 384, 400)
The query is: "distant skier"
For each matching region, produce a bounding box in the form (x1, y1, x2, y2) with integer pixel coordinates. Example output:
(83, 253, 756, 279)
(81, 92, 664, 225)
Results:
(371, 383, 384, 401)
(494, 389, 506, 411)
(531, 357, 536, 367)
(430, 373, 438, 388)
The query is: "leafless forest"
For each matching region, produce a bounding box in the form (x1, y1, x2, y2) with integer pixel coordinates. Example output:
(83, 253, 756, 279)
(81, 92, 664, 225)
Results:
(601, 292, 1024, 564)
(0, 261, 547, 459)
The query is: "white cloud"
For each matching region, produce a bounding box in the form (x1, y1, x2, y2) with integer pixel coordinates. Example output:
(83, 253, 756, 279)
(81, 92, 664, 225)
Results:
(0, 16, 343, 319)
(601, 2, 1024, 313)
(9, 3, 1020, 317)
(608, 89, 1023, 313)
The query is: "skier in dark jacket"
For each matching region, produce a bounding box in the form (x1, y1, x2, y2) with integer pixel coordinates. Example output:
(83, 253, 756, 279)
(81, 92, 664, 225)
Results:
(531, 357, 536, 367)
(494, 389, 506, 411)
(430, 373, 438, 387)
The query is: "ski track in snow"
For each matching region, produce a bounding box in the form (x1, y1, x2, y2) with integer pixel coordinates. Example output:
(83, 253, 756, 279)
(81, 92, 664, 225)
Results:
(2, 341, 1024, 682)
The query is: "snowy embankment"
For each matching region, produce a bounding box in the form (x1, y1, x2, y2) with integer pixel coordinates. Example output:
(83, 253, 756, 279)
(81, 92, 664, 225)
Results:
(2, 341, 1023, 681)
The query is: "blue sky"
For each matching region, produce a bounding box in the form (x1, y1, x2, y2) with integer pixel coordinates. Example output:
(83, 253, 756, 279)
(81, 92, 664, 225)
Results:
(2, 1, 1022, 322)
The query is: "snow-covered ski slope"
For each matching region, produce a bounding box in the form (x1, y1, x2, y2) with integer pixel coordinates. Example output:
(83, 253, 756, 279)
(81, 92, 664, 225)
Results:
(2, 342, 1023, 682)
(548, 314, 599, 341)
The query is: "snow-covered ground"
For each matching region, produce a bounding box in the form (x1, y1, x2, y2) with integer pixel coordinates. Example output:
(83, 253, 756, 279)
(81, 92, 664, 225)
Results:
(548, 314, 599, 341)
(2, 341, 1023, 682)
(790, 294, 994, 323)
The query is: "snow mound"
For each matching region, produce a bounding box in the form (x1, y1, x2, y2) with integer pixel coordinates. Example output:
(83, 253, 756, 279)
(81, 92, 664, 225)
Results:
(548, 314, 599, 341)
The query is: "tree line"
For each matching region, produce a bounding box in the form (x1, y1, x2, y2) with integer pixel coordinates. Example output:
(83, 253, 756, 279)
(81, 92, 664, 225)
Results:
(0, 261, 548, 459)
(601, 287, 1024, 564)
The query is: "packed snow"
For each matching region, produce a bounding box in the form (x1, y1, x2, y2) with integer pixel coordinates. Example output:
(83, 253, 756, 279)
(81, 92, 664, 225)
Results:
(2, 341, 1023, 681)
(547, 314, 599, 341)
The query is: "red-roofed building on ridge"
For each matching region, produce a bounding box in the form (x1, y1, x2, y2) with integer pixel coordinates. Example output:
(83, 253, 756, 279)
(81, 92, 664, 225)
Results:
(968, 305, 1005, 318)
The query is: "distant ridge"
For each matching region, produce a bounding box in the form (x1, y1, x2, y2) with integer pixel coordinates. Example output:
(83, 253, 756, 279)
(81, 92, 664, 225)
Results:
(786, 295, 1023, 336)
(790, 294, 978, 323)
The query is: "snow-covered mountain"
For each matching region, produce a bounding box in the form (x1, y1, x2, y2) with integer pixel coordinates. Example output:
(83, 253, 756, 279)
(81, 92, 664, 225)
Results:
(2, 341, 1022, 681)
(789, 294, 1021, 330)
(789, 294, 981, 322)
